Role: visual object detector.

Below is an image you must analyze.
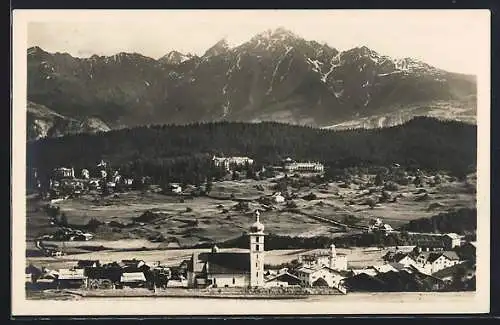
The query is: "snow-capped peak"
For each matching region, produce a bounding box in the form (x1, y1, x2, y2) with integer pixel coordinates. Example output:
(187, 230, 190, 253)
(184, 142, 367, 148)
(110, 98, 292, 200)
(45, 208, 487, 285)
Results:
(160, 50, 193, 64)
(203, 38, 230, 58)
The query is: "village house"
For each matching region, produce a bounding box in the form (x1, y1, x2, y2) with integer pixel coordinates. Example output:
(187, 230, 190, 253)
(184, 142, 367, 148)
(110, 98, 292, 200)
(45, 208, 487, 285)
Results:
(282, 158, 324, 174)
(81, 169, 90, 179)
(52, 167, 75, 180)
(442, 233, 462, 250)
(56, 268, 87, 289)
(271, 192, 285, 203)
(295, 265, 346, 292)
(415, 251, 462, 275)
(382, 251, 417, 268)
(432, 260, 476, 286)
(368, 218, 393, 234)
(120, 272, 147, 288)
(167, 183, 182, 194)
(187, 210, 265, 288)
(264, 269, 301, 287)
(343, 264, 445, 292)
(212, 155, 254, 171)
(459, 241, 477, 262)
(85, 264, 122, 289)
(298, 244, 348, 271)
(77, 260, 100, 269)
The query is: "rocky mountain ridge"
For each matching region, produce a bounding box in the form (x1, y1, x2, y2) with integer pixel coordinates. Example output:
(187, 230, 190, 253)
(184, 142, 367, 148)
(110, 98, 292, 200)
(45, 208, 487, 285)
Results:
(27, 27, 476, 140)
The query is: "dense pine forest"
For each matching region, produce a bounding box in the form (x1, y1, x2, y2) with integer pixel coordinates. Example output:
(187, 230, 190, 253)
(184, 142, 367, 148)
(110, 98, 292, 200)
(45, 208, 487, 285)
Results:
(27, 117, 476, 184)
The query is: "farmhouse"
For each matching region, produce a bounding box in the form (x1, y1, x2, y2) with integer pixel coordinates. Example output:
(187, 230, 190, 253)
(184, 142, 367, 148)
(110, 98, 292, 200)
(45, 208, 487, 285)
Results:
(298, 244, 348, 271)
(212, 155, 254, 171)
(187, 210, 265, 288)
(415, 251, 461, 275)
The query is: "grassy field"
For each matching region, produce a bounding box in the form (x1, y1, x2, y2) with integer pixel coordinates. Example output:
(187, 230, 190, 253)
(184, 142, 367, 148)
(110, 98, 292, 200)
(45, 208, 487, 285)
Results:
(26, 173, 476, 252)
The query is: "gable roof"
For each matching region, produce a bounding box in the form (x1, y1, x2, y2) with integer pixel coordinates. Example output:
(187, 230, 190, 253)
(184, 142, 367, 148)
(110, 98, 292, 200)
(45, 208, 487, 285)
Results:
(297, 265, 343, 275)
(202, 252, 250, 274)
(57, 268, 86, 280)
(419, 251, 460, 263)
(265, 271, 301, 283)
(387, 262, 408, 271)
(441, 251, 460, 261)
(444, 233, 461, 239)
(384, 252, 413, 263)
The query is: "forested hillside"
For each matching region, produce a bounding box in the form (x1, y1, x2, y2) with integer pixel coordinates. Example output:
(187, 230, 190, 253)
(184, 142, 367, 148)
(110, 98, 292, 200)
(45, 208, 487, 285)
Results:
(27, 117, 476, 184)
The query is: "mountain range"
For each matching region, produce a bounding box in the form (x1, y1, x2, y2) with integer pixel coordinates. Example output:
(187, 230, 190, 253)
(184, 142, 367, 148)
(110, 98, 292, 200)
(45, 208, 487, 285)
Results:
(26, 27, 477, 140)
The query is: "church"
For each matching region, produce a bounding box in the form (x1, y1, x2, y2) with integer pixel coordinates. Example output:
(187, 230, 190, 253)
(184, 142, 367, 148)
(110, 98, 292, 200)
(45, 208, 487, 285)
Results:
(187, 211, 265, 288)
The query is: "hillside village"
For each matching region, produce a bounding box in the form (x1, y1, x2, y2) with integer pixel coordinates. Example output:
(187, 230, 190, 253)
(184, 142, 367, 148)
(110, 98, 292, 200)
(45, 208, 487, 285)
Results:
(25, 153, 477, 297)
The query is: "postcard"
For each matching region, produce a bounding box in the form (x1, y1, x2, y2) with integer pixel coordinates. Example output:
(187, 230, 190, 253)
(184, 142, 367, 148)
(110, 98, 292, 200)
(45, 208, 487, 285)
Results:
(11, 9, 490, 316)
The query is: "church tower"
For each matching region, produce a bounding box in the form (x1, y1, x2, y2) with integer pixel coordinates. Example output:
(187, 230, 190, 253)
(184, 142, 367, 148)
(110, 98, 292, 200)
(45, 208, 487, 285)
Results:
(249, 210, 265, 287)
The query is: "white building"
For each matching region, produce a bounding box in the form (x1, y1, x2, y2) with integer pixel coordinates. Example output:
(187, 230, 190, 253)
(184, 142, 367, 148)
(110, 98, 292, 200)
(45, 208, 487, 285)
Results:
(283, 159, 324, 174)
(53, 167, 75, 179)
(295, 265, 347, 292)
(187, 210, 265, 288)
(272, 192, 285, 203)
(169, 184, 182, 194)
(212, 155, 254, 171)
(81, 169, 90, 179)
(298, 244, 348, 271)
(368, 218, 393, 234)
(415, 251, 462, 275)
(443, 233, 462, 249)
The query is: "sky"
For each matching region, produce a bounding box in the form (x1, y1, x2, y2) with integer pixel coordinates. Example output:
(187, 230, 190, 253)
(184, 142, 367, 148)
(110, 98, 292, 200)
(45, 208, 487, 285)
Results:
(24, 10, 490, 75)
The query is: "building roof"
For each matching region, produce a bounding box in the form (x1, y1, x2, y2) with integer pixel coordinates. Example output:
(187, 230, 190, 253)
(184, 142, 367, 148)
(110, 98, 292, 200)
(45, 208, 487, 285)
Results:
(265, 271, 301, 283)
(77, 260, 100, 268)
(432, 260, 473, 279)
(444, 233, 461, 239)
(419, 251, 460, 263)
(387, 262, 408, 271)
(120, 272, 146, 282)
(384, 251, 412, 263)
(296, 265, 342, 275)
(467, 241, 477, 248)
(441, 251, 461, 261)
(201, 252, 251, 275)
(57, 268, 86, 280)
(371, 264, 399, 274)
(351, 268, 378, 277)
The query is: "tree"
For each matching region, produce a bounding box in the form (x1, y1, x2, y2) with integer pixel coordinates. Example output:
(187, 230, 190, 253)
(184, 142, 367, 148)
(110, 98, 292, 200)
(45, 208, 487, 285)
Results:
(60, 213, 68, 226)
(366, 197, 377, 209)
(205, 177, 213, 194)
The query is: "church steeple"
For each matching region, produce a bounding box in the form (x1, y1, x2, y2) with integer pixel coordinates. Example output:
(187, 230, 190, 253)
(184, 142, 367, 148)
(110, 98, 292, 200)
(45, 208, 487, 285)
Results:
(249, 210, 265, 287)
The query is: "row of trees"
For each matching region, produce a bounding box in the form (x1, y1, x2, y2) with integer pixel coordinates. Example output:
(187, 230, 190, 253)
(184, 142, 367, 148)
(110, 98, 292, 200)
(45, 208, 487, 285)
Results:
(27, 117, 476, 186)
(400, 208, 477, 234)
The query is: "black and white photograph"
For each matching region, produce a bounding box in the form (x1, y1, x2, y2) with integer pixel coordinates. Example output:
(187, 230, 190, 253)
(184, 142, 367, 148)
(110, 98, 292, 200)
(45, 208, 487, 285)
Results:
(11, 9, 490, 315)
